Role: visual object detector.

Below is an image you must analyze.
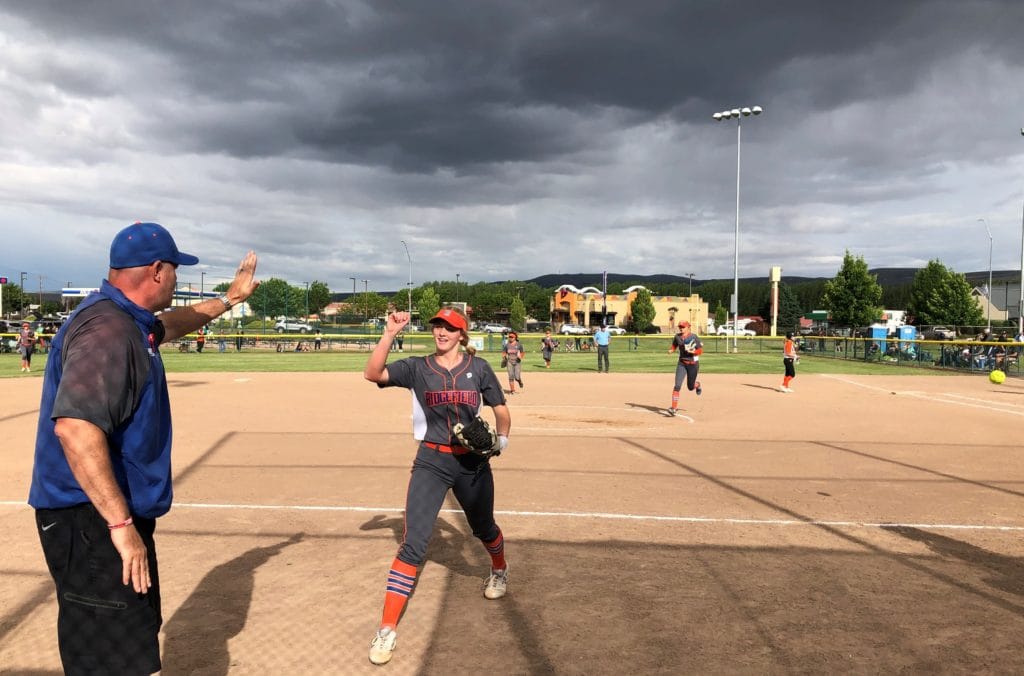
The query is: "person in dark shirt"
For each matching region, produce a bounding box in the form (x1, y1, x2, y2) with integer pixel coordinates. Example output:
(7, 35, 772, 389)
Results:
(28, 222, 259, 675)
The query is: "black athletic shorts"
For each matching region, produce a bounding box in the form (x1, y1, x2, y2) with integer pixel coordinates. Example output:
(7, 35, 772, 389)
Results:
(35, 503, 162, 676)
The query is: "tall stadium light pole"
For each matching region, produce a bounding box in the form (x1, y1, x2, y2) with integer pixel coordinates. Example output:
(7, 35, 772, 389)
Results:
(200, 271, 206, 304)
(713, 105, 763, 352)
(456, 273, 460, 302)
(362, 279, 369, 319)
(1019, 127, 1024, 336)
(19, 272, 27, 316)
(401, 240, 412, 316)
(979, 218, 992, 331)
(687, 273, 694, 296)
(349, 277, 356, 318)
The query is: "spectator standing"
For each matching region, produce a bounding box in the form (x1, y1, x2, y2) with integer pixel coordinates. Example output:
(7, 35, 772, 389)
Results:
(593, 325, 611, 373)
(18, 321, 37, 372)
(195, 325, 206, 353)
(235, 327, 244, 352)
(28, 222, 259, 675)
(314, 329, 323, 351)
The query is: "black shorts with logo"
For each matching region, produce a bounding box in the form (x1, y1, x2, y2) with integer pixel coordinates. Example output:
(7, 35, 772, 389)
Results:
(35, 503, 161, 676)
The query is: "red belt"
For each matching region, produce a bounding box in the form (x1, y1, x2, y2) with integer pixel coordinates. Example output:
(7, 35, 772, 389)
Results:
(423, 441, 470, 456)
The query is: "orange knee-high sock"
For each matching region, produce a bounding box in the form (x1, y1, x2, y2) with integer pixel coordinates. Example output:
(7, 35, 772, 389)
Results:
(783, 376, 792, 387)
(380, 558, 418, 629)
(483, 530, 507, 571)
(671, 389, 680, 409)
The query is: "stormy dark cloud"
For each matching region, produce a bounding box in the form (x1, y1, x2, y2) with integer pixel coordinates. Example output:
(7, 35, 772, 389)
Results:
(1, 0, 1023, 298)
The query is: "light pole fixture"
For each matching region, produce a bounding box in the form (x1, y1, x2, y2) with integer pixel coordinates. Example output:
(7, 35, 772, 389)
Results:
(713, 105, 763, 352)
(200, 271, 206, 304)
(979, 218, 993, 331)
(456, 273, 461, 303)
(687, 273, 695, 296)
(349, 277, 357, 317)
(1019, 127, 1024, 336)
(401, 240, 413, 317)
(19, 272, 27, 315)
(362, 279, 369, 319)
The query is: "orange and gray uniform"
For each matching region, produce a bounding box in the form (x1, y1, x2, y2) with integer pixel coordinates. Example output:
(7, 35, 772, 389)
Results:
(379, 353, 506, 568)
(503, 341, 524, 384)
(671, 333, 702, 391)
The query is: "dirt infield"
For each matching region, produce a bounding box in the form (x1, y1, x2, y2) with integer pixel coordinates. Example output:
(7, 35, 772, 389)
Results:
(2, 370, 1024, 674)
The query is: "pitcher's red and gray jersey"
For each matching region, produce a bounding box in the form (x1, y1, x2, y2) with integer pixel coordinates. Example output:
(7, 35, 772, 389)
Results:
(383, 353, 505, 445)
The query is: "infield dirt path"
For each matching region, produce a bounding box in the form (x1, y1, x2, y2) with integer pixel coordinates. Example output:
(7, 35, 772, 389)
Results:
(2, 371, 1023, 674)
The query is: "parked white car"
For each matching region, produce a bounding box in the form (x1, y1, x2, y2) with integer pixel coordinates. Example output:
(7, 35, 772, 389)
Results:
(480, 323, 509, 334)
(275, 319, 314, 333)
(559, 323, 591, 335)
(603, 326, 627, 335)
(716, 324, 756, 336)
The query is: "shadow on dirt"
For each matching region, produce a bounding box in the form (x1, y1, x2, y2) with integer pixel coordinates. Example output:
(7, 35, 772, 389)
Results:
(161, 533, 304, 676)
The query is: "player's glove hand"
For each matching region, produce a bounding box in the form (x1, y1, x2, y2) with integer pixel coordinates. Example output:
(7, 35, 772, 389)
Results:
(453, 417, 507, 458)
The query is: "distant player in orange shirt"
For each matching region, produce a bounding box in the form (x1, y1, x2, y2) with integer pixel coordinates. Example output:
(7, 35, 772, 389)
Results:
(780, 331, 799, 392)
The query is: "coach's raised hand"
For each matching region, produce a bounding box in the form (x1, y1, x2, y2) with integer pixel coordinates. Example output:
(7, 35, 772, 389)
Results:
(225, 250, 260, 306)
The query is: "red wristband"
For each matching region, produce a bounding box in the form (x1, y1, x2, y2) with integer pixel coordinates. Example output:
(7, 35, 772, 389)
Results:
(107, 517, 133, 530)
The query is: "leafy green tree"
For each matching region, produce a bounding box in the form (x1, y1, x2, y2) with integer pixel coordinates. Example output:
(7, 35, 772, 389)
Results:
(2, 283, 28, 317)
(823, 251, 883, 327)
(307, 281, 332, 315)
(713, 301, 728, 327)
(247, 278, 293, 319)
(908, 260, 983, 326)
(509, 296, 527, 331)
(629, 288, 656, 332)
(417, 287, 440, 323)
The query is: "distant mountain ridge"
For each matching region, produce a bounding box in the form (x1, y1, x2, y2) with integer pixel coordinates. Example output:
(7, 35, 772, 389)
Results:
(522, 268, 1020, 289)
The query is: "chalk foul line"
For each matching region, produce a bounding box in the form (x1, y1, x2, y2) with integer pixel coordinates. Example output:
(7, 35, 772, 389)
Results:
(3, 501, 1020, 532)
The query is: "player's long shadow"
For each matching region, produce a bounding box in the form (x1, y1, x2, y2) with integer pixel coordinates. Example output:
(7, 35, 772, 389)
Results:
(625, 401, 669, 414)
(161, 533, 304, 676)
(742, 383, 784, 391)
(884, 526, 1024, 597)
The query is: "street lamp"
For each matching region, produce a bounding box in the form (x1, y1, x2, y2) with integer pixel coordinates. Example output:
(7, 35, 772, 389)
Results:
(456, 273, 460, 302)
(1019, 127, 1024, 336)
(362, 279, 369, 319)
(349, 277, 356, 319)
(713, 105, 763, 352)
(979, 218, 992, 331)
(200, 271, 206, 303)
(687, 273, 695, 297)
(19, 272, 26, 316)
(400, 240, 412, 316)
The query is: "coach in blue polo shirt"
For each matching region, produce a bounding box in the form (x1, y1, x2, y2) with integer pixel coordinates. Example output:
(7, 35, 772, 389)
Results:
(29, 222, 259, 675)
(593, 324, 611, 373)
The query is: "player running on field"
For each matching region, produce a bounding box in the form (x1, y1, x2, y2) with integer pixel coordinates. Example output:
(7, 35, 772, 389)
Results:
(668, 321, 702, 416)
(780, 331, 798, 392)
(502, 331, 525, 394)
(363, 306, 511, 666)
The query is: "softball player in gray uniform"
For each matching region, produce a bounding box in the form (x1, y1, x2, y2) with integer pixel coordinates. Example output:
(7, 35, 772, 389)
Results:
(668, 321, 703, 416)
(363, 306, 511, 666)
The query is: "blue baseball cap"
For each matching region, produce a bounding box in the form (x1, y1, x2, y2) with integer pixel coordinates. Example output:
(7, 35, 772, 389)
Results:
(109, 222, 199, 269)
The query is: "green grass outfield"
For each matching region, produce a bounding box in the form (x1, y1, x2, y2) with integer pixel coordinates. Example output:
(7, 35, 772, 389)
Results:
(2, 334, 960, 378)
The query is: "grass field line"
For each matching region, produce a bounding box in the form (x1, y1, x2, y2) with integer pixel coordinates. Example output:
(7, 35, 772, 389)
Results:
(821, 374, 1024, 417)
(3, 500, 1023, 532)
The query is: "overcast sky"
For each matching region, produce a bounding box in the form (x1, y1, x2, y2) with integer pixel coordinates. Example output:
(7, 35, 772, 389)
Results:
(1, 0, 1023, 296)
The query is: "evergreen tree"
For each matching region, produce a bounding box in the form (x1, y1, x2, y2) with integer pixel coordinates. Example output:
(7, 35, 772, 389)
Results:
(509, 296, 527, 331)
(822, 251, 883, 328)
(629, 288, 656, 332)
(778, 283, 804, 333)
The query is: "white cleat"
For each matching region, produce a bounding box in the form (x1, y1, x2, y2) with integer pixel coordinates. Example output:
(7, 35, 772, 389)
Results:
(484, 565, 509, 600)
(369, 627, 397, 665)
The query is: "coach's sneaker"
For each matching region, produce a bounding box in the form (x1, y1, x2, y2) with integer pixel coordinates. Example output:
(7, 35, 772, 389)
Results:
(484, 565, 509, 600)
(695, 381, 702, 396)
(369, 627, 397, 665)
